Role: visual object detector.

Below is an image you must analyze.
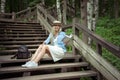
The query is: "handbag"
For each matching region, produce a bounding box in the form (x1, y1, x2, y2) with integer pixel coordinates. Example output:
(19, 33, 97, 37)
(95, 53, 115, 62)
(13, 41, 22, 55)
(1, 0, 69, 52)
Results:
(11, 45, 31, 59)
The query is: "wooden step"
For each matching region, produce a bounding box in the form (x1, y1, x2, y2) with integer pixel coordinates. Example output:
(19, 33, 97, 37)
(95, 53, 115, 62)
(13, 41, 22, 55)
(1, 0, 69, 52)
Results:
(0, 28, 42, 31)
(1, 70, 97, 80)
(0, 48, 36, 54)
(0, 37, 46, 41)
(0, 40, 43, 45)
(0, 19, 39, 25)
(0, 31, 46, 34)
(0, 62, 88, 74)
(0, 34, 47, 37)
(0, 53, 81, 64)
(0, 26, 42, 31)
(0, 44, 39, 49)
(7, 23, 40, 26)
(0, 27, 42, 29)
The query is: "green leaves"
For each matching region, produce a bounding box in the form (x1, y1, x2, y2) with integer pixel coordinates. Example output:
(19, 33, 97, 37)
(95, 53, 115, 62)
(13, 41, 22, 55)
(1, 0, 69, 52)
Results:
(96, 17, 120, 70)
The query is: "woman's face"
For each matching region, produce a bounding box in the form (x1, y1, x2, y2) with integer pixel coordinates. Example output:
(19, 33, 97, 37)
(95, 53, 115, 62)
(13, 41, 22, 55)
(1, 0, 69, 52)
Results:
(53, 25, 61, 32)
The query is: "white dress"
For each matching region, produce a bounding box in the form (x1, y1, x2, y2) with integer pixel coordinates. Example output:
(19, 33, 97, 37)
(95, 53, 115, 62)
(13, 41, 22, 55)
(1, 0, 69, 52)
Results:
(47, 36, 65, 62)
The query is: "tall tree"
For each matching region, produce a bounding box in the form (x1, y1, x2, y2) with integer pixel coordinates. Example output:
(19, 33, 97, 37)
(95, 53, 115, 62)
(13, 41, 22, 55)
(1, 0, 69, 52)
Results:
(56, 0, 62, 21)
(114, 0, 119, 18)
(81, 0, 88, 44)
(62, 0, 67, 24)
(1, 0, 6, 13)
(87, 0, 99, 31)
(87, 0, 99, 45)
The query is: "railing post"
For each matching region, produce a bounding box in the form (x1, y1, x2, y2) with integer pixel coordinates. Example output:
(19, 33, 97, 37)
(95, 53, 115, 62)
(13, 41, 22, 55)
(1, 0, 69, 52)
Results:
(96, 43, 102, 55)
(72, 18, 80, 56)
(36, 5, 39, 23)
(12, 12, 16, 21)
(27, 7, 31, 22)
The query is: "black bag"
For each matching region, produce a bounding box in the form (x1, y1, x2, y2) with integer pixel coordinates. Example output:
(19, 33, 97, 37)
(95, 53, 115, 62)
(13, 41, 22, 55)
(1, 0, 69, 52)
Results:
(11, 45, 31, 59)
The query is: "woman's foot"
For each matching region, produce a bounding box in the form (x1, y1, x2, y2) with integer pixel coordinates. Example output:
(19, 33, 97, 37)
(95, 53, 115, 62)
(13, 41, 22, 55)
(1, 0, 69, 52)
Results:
(22, 61, 38, 68)
(21, 61, 32, 67)
(25, 61, 38, 68)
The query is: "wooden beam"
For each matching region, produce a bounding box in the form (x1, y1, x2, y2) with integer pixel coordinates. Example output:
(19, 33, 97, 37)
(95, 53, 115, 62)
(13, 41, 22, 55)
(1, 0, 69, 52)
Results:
(73, 35, 120, 80)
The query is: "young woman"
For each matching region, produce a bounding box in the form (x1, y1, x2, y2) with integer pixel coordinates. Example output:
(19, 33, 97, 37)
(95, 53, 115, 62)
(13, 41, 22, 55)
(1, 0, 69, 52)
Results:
(22, 20, 67, 68)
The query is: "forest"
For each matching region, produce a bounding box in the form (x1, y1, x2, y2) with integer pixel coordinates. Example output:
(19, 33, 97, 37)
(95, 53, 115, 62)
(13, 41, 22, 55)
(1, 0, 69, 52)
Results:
(0, 0, 120, 70)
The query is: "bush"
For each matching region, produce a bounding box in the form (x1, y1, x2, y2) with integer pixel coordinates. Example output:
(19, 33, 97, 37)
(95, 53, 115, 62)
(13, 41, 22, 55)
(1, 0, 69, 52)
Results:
(96, 17, 120, 70)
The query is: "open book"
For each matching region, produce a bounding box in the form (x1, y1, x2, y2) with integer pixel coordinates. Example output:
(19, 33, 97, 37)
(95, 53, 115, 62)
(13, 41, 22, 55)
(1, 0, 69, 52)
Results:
(63, 34, 73, 45)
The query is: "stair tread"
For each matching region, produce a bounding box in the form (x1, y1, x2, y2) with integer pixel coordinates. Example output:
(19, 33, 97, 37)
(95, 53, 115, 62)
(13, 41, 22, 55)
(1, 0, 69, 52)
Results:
(0, 37, 46, 41)
(1, 70, 97, 80)
(0, 44, 40, 48)
(0, 53, 81, 64)
(0, 62, 88, 74)
(0, 40, 43, 44)
(0, 49, 36, 53)
(0, 34, 47, 36)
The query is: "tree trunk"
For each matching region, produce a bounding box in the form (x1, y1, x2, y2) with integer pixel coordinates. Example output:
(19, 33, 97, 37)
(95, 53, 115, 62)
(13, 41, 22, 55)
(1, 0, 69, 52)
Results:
(114, 0, 119, 18)
(62, 0, 67, 24)
(41, 0, 45, 5)
(81, 0, 88, 44)
(56, 0, 62, 21)
(87, 0, 93, 31)
(87, 0, 99, 45)
(1, 0, 6, 13)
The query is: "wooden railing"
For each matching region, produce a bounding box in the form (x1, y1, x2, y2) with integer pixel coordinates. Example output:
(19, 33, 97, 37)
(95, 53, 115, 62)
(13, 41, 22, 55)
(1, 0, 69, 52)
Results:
(64, 18, 120, 80)
(0, 6, 37, 22)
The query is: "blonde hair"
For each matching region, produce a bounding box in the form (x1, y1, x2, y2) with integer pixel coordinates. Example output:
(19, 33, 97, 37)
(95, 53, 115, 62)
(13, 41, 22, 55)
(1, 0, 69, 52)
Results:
(50, 27, 62, 45)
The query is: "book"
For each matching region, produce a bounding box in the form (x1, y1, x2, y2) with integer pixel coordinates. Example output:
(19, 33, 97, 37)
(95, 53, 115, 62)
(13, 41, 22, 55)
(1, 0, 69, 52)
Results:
(63, 34, 73, 45)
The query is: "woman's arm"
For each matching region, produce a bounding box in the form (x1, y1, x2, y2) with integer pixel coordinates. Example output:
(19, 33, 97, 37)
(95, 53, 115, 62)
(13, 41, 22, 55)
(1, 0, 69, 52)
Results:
(44, 33, 51, 44)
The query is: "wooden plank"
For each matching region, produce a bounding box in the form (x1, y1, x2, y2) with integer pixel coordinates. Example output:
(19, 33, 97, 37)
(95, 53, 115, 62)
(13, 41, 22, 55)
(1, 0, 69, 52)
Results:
(0, 53, 81, 64)
(0, 26, 42, 29)
(0, 49, 36, 53)
(0, 41, 43, 44)
(0, 44, 39, 48)
(73, 35, 120, 80)
(1, 70, 97, 80)
(0, 62, 88, 74)
(75, 23, 120, 57)
(0, 37, 46, 41)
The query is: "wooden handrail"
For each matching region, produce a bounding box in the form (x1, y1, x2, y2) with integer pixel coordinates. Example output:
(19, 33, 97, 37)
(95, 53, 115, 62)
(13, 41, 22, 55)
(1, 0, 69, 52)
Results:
(62, 22, 120, 58)
(75, 23, 120, 58)
(16, 6, 36, 15)
(62, 19, 120, 80)
(0, 13, 12, 16)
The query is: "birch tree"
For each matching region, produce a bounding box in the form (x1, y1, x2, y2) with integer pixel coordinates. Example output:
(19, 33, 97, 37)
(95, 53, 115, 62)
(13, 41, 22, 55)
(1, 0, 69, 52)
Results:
(87, 0, 99, 31)
(56, 0, 62, 21)
(87, 0, 99, 45)
(1, 0, 6, 13)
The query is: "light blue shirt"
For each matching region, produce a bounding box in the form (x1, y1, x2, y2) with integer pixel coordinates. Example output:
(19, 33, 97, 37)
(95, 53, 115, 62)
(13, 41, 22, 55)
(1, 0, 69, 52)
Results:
(44, 31, 67, 52)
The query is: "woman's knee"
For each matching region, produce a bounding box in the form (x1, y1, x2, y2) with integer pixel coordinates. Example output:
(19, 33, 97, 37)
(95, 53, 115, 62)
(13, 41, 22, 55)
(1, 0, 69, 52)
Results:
(43, 45, 49, 50)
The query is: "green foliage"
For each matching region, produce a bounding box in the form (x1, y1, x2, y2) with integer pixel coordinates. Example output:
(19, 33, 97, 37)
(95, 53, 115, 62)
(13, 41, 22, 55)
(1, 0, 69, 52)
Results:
(96, 17, 120, 46)
(96, 17, 120, 70)
(65, 28, 73, 52)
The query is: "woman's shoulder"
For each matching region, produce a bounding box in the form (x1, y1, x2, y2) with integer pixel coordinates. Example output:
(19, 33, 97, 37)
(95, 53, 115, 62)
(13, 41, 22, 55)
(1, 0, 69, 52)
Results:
(59, 31, 66, 35)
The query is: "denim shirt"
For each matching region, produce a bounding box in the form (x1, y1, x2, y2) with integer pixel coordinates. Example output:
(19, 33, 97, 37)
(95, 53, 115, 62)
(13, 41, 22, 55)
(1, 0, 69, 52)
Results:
(44, 31, 67, 52)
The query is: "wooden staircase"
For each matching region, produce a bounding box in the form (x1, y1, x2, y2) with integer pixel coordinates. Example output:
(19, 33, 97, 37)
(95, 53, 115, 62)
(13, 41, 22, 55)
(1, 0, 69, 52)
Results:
(0, 21, 98, 80)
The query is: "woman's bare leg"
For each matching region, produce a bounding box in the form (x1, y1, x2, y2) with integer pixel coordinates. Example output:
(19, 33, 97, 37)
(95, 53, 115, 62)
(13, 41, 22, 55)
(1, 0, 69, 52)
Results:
(31, 44, 43, 61)
(32, 45, 50, 63)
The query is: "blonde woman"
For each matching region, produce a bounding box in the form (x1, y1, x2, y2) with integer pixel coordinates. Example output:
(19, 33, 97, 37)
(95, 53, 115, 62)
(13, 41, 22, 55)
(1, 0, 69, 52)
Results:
(22, 20, 67, 68)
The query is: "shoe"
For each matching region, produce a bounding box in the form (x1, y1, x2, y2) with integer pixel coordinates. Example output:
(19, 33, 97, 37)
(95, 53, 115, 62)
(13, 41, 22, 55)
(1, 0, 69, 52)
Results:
(21, 61, 32, 67)
(25, 61, 38, 68)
